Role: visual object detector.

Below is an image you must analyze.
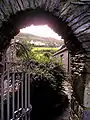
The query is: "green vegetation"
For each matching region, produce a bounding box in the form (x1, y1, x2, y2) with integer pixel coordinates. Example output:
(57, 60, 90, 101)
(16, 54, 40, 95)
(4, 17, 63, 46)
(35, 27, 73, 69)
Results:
(14, 38, 68, 120)
(16, 40, 62, 64)
(32, 47, 58, 52)
(15, 38, 64, 93)
(30, 47, 58, 64)
(29, 54, 67, 120)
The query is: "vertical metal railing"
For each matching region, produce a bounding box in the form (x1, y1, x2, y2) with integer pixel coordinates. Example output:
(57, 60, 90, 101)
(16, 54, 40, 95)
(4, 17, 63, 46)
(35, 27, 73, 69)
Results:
(28, 73, 31, 120)
(25, 73, 27, 120)
(0, 72, 31, 120)
(7, 72, 10, 120)
(0, 40, 32, 120)
(12, 72, 15, 119)
(17, 74, 20, 119)
(28, 73, 30, 109)
(1, 52, 5, 120)
(0, 58, 31, 120)
(1, 73, 4, 120)
(21, 72, 24, 120)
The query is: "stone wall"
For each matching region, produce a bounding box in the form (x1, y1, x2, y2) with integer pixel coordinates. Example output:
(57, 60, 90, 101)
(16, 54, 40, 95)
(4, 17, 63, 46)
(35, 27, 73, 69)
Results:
(70, 54, 86, 104)
(70, 53, 90, 120)
(70, 96, 84, 120)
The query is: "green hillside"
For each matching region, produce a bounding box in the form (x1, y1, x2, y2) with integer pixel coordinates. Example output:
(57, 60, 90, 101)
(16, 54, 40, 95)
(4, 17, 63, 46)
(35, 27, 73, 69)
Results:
(14, 33, 64, 47)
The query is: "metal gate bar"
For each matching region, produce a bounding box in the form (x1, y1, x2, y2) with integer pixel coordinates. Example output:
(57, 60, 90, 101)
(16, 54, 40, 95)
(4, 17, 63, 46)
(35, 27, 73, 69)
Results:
(28, 74, 30, 109)
(25, 73, 27, 120)
(21, 73, 24, 120)
(0, 72, 32, 120)
(28, 73, 31, 119)
(17, 74, 20, 118)
(12, 72, 15, 119)
(1, 73, 4, 120)
(7, 72, 10, 120)
(0, 41, 32, 120)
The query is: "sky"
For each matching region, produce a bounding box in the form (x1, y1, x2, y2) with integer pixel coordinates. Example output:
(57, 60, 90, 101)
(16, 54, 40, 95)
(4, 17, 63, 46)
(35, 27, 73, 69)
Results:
(20, 25, 61, 40)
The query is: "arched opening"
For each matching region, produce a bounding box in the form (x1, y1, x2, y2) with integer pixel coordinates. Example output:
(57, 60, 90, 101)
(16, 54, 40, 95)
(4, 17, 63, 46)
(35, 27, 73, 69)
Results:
(0, 8, 83, 54)
(3, 23, 70, 120)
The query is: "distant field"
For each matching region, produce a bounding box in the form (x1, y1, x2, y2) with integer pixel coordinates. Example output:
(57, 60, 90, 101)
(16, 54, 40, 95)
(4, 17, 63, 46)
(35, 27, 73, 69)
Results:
(32, 47, 58, 52)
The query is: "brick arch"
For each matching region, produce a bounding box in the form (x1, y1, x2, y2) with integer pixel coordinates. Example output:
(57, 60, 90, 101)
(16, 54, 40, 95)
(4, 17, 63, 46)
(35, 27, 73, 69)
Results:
(0, 0, 90, 119)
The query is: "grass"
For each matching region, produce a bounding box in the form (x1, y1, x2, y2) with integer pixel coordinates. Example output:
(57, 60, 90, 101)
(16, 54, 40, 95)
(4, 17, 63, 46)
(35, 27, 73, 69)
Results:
(32, 47, 58, 52)
(29, 47, 58, 64)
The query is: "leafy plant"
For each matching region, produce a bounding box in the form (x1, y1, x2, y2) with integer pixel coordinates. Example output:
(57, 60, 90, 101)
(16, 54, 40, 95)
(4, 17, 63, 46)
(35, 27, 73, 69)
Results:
(14, 39, 68, 119)
(30, 59, 67, 120)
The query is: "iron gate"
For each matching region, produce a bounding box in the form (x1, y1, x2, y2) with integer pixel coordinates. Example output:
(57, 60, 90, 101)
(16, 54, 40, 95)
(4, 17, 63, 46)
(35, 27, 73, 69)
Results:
(0, 40, 32, 120)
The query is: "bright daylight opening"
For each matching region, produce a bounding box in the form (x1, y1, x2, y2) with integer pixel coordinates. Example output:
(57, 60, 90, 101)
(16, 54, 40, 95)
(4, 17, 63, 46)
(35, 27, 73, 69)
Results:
(4, 25, 68, 120)
(20, 24, 62, 40)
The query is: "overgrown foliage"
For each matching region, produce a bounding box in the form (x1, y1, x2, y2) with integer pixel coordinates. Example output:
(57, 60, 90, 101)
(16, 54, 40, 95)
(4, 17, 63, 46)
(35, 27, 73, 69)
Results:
(29, 59, 68, 120)
(15, 40, 60, 63)
(15, 40, 68, 119)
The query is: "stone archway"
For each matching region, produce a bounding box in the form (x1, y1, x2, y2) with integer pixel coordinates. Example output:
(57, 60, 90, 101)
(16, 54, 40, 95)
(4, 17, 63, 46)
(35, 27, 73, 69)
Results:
(0, 0, 90, 119)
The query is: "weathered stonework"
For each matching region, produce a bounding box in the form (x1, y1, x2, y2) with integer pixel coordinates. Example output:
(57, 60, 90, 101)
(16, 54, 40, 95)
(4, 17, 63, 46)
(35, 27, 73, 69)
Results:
(70, 54, 86, 104)
(70, 54, 85, 119)
(70, 52, 90, 120)
(84, 53, 90, 110)
(0, 0, 90, 119)
(70, 96, 84, 120)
